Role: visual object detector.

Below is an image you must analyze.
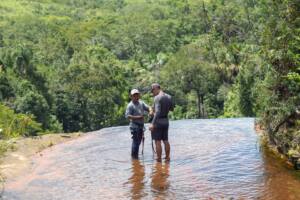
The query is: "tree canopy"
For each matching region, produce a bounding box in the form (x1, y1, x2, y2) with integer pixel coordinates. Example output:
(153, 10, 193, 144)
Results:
(0, 0, 299, 143)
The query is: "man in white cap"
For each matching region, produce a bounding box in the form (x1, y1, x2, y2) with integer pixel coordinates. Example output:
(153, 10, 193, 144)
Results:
(125, 89, 150, 159)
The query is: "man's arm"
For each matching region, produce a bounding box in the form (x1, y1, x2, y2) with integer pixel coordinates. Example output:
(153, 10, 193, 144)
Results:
(127, 115, 144, 120)
(142, 101, 150, 113)
(151, 97, 161, 126)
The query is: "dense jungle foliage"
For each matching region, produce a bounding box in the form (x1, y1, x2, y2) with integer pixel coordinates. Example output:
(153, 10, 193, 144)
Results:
(0, 0, 299, 152)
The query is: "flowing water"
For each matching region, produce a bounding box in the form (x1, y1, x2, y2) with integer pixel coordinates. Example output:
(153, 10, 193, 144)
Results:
(2, 118, 300, 199)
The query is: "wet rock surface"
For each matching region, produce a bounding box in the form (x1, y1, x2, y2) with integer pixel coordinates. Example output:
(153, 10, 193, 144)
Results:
(2, 119, 300, 200)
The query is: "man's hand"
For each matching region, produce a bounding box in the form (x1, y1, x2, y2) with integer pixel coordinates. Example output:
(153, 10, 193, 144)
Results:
(149, 107, 154, 116)
(149, 124, 154, 131)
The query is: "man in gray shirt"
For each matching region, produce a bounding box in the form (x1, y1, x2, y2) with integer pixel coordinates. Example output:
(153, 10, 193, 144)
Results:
(149, 83, 174, 162)
(125, 89, 150, 159)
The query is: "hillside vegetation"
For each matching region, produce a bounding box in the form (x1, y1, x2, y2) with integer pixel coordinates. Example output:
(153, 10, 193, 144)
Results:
(0, 0, 299, 155)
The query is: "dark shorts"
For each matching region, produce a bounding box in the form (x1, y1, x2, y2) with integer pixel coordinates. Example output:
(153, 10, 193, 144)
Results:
(152, 125, 169, 141)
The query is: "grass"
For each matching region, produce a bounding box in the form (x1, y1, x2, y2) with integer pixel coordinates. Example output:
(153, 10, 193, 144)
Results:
(0, 140, 15, 157)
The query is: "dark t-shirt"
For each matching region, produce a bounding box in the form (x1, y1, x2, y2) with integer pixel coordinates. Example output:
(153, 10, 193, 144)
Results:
(152, 92, 174, 127)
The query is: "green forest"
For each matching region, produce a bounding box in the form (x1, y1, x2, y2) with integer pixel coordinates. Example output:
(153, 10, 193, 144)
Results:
(0, 0, 299, 154)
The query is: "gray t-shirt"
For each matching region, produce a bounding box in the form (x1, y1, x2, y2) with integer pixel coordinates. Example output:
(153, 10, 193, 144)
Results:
(125, 100, 149, 129)
(152, 92, 174, 127)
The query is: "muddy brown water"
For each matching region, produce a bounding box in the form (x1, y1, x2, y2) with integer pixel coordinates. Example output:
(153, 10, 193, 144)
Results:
(2, 118, 300, 200)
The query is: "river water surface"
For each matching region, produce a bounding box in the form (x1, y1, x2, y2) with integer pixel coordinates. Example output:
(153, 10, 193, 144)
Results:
(2, 118, 300, 199)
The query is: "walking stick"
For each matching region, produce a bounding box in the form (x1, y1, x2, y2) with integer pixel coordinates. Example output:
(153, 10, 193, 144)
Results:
(151, 130, 156, 155)
(142, 132, 145, 155)
(148, 116, 156, 155)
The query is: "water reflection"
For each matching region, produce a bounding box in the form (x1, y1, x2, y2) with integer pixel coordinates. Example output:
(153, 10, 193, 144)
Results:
(260, 148, 300, 200)
(151, 162, 170, 196)
(128, 159, 145, 200)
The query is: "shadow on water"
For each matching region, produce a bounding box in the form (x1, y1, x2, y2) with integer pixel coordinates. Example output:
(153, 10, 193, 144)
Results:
(2, 118, 300, 200)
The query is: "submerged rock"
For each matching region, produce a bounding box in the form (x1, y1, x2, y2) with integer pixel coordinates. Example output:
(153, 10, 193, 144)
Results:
(296, 158, 300, 170)
(290, 154, 300, 170)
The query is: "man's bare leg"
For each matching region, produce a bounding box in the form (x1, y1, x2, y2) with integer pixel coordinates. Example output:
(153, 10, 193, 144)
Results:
(163, 140, 170, 161)
(155, 140, 162, 162)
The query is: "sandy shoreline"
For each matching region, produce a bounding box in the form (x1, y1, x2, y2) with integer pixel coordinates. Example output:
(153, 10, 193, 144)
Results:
(0, 133, 82, 182)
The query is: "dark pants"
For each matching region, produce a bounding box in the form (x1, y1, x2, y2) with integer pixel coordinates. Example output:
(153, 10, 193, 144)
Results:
(131, 127, 143, 159)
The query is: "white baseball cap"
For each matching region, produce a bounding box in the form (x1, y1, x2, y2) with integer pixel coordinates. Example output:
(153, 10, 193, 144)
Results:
(130, 89, 140, 95)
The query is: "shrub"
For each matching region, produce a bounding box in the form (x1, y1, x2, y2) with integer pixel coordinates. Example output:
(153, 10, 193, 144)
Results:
(0, 104, 42, 138)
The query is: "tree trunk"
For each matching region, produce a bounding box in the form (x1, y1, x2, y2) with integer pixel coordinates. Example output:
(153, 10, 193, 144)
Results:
(196, 91, 204, 118)
(201, 94, 206, 118)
